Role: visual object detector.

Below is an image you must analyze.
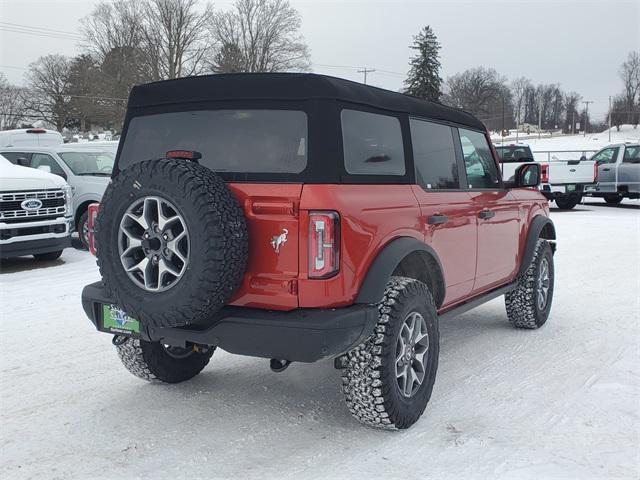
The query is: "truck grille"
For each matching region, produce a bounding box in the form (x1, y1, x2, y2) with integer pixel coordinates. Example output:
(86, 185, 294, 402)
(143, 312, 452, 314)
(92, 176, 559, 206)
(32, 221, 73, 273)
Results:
(0, 189, 67, 222)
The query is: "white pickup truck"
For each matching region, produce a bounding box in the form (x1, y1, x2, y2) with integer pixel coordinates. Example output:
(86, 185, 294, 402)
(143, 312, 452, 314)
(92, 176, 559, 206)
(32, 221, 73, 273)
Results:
(495, 144, 596, 209)
(0, 154, 73, 260)
(584, 143, 640, 204)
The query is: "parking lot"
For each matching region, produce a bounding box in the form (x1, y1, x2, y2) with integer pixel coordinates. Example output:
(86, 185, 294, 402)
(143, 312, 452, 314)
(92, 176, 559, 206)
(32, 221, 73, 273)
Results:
(1, 199, 638, 480)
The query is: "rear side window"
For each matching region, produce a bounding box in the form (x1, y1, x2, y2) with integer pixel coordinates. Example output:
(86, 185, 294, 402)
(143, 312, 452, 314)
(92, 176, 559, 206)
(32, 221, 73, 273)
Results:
(410, 119, 458, 189)
(120, 110, 308, 173)
(341, 110, 405, 175)
(0, 152, 31, 165)
(458, 128, 501, 189)
(623, 146, 640, 163)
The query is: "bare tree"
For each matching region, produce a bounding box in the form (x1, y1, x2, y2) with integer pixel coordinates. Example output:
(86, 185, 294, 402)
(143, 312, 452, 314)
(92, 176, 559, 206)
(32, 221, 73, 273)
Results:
(444, 67, 512, 130)
(142, 0, 214, 79)
(510, 76, 532, 128)
(0, 74, 26, 130)
(210, 0, 310, 73)
(24, 55, 73, 132)
(563, 91, 581, 133)
(619, 51, 640, 124)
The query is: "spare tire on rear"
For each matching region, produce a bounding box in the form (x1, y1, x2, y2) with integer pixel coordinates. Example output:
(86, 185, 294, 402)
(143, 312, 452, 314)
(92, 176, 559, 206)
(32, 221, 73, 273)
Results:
(96, 158, 248, 329)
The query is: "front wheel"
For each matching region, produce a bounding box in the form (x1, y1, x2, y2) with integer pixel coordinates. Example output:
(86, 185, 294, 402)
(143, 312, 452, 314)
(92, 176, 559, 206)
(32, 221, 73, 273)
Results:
(341, 277, 439, 429)
(505, 239, 554, 329)
(115, 337, 214, 383)
(77, 210, 89, 250)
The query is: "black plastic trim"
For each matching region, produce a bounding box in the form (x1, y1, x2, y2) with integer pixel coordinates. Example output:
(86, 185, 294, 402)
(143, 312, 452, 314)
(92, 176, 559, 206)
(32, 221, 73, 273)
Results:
(82, 281, 378, 363)
(354, 237, 445, 305)
(519, 216, 556, 277)
(438, 282, 517, 321)
(0, 236, 70, 259)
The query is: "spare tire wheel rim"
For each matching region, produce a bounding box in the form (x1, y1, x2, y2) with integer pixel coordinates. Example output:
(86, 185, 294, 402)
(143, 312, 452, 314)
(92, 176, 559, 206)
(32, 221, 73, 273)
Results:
(118, 195, 189, 292)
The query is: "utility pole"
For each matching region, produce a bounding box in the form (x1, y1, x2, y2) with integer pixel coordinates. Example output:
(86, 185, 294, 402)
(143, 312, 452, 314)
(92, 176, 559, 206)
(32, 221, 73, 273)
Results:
(608, 96, 612, 142)
(357, 68, 375, 85)
(582, 100, 593, 137)
(538, 97, 542, 139)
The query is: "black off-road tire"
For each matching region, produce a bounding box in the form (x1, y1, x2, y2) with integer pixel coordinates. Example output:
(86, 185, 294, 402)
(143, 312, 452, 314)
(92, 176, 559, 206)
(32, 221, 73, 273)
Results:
(554, 195, 579, 210)
(96, 159, 248, 329)
(33, 250, 63, 261)
(505, 239, 554, 329)
(115, 337, 214, 383)
(604, 194, 623, 205)
(341, 277, 439, 430)
(78, 210, 89, 250)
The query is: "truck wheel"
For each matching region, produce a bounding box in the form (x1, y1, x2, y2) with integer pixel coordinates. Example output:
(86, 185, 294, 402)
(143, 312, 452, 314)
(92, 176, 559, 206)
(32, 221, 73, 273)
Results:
(505, 239, 554, 329)
(554, 195, 579, 210)
(78, 210, 89, 250)
(604, 194, 623, 205)
(341, 277, 439, 429)
(96, 159, 248, 329)
(33, 250, 63, 261)
(115, 337, 214, 383)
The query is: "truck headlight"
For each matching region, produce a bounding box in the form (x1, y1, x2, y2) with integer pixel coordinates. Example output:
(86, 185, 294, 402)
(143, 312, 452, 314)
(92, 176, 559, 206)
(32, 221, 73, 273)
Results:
(63, 185, 73, 216)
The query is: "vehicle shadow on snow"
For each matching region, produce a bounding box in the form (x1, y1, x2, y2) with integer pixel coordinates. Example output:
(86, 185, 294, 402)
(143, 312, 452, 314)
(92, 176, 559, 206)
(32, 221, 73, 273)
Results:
(582, 201, 639, 210)
(89, 306, 519, 437)
(0, 256, 66, 274)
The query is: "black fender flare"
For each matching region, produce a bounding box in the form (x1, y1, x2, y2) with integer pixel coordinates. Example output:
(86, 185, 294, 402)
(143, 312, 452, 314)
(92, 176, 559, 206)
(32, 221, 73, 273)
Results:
(518, 215, 556, 277)
(355, 237, 446, 305)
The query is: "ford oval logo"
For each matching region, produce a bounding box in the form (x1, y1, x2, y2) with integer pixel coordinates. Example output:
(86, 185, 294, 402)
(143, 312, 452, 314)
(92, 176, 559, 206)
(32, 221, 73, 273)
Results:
(21, 199, 43, 211)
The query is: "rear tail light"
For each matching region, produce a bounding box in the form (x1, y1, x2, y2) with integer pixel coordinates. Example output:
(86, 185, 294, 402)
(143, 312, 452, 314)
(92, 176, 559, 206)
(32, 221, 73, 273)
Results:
(308, 211, 340, 279)
(593, 161, 599, 182)
(166, 150, 202, 161)
(540, 164, 549, 183)
(88, 203, 100, 256)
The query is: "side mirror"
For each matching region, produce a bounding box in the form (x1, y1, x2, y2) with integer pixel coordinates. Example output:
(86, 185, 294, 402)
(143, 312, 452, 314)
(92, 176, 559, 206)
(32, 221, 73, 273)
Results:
(37, 165, 52, 174)
(508, 163, 540, 188)
(16, 157, 30, 167)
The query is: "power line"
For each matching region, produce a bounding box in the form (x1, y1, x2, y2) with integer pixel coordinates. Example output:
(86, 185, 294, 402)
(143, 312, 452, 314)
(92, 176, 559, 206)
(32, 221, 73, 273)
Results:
(0, 21, 83, 37)
(357, 68, 376, 85)
(0, 26, 82, 41)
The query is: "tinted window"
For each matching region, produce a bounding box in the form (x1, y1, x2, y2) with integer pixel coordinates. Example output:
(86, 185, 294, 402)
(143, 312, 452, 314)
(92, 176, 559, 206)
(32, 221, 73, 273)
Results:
(410, 119, 458, 189)
(0, 152, 31, 165)
(623, 146, 640, 163)
(30, 153, 66, 177)
(59, 152, 114, 175)
(341, 110, 405, 175)
(592, 147, 619, 164)
(458, 128, 501, 189)
(495, 145, 534, 163)
(120, 110, 307, 173)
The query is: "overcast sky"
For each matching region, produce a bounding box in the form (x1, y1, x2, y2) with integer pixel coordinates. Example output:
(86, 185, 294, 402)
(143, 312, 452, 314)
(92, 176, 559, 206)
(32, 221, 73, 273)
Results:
(1, 0, 638, 121)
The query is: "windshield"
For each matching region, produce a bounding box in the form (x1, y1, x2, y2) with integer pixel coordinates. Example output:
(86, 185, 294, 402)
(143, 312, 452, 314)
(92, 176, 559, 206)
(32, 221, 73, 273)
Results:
(495, 145, 534, 163)
(58, 151, 115, 175)
(118, 110, 308, 174)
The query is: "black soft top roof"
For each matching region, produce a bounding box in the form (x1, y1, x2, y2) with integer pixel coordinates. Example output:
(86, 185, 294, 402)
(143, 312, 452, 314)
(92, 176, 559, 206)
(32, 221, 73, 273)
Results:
(128, 73, 485, 130)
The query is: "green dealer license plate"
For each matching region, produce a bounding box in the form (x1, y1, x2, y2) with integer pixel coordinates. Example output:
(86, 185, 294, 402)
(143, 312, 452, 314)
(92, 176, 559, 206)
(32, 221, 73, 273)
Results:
(102, 304, 140, 336)
(566, 184, 576, 192)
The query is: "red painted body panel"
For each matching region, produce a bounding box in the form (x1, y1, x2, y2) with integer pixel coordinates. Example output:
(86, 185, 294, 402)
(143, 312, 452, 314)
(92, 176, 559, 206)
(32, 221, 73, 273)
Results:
(223, 177, 548, 312)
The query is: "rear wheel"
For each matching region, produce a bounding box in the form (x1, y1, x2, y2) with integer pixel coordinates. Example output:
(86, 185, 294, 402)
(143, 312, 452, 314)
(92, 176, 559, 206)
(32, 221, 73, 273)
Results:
(115, 337, 214, 383)
(33, 250, 63, 261)
(604, 194, 623, 205)
(78, 210, 89, 250)
(554, 195, 579, 210)
(505, 239, 554, 329)
(341, 277, 439, 429)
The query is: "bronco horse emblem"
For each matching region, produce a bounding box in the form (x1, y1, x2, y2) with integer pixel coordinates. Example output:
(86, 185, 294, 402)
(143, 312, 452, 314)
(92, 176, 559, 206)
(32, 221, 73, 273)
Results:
(270, 228, 288, 253)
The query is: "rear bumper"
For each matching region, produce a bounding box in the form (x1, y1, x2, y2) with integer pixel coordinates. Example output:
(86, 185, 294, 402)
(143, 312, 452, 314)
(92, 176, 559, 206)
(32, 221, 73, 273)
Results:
(541, 183, 587, 200)
(0, 235, 70, 259)
(81, 281, 378, 363)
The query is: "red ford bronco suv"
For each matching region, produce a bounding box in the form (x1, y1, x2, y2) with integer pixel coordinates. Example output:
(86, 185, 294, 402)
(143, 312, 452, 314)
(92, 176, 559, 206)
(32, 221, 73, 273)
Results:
(81, 73, 556, 430)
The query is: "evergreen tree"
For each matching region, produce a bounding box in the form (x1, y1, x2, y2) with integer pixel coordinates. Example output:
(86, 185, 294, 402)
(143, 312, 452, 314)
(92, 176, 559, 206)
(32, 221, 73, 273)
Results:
(404, 26, 443, 102)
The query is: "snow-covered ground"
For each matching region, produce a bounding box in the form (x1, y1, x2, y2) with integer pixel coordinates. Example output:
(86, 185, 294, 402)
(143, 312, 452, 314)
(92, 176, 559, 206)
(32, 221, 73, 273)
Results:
(1, 199, 639, 480)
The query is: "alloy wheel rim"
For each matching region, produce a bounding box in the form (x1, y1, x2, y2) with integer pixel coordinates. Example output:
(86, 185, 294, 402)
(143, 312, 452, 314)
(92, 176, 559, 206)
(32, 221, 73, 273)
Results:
(537, 257, 550, 310)
(395, 311, 429, 398)
(118, 196, 189, 292)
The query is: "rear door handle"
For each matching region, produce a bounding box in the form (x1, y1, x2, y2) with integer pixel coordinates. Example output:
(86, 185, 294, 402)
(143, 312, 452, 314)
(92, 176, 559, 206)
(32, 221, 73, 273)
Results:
(479, 210, 495, 220)
(602, 168, 611, 171)
(427, 214, 448, 225)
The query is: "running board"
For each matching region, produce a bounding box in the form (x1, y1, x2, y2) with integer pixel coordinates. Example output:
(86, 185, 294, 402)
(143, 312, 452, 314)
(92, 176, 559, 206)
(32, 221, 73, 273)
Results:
(438, 282, 517, 321)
